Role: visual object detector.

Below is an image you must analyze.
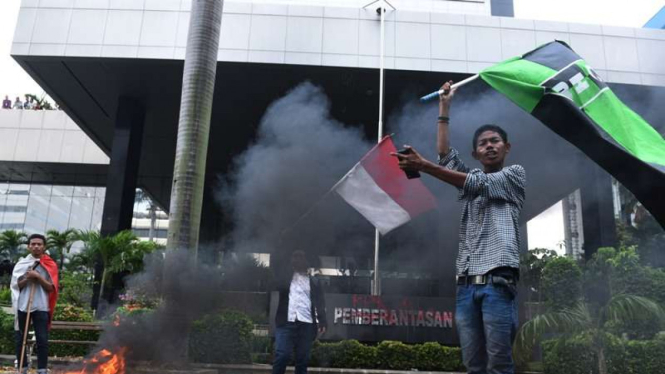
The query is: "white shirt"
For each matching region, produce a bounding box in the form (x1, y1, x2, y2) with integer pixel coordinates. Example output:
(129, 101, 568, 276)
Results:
(287, 272, 313, 323)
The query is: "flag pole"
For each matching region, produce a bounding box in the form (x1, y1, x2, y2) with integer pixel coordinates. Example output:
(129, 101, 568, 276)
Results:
(419, 74, 479, 102)
(372, 0, 387, 296)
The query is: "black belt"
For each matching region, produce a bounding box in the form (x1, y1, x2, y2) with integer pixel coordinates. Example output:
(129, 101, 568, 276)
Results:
(456, 273, 516, 286)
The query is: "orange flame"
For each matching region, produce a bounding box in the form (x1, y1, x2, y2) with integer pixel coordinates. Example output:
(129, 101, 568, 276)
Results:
(63, 347, 127, 374)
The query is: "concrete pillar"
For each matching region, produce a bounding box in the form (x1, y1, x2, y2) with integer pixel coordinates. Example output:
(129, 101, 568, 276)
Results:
(91, 96, 145, 311)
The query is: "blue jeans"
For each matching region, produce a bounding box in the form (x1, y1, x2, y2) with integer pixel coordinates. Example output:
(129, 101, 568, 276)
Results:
(455, 283, 518, 374)
(15, 311, 49, 371)
(272, 322, 316, 374)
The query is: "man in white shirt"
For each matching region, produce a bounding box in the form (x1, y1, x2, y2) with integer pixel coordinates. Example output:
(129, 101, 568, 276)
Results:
(272, 250, 327, 374)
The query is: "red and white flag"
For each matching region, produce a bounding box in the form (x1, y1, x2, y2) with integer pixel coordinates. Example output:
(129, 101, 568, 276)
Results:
(334, 136, 437, 235)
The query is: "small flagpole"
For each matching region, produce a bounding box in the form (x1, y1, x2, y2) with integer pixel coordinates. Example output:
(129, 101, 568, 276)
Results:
(372, 0, 387, 296)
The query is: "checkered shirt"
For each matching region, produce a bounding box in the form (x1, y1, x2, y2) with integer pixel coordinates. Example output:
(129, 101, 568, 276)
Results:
(438, 148, 526, 276)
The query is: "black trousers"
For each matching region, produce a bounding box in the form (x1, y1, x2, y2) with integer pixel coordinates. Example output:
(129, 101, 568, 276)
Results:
(15, 310, 49, 370)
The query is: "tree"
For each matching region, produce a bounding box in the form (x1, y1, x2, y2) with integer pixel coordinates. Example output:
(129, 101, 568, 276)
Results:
(0, 230, 27, 262)
(68, 230, 100, 276)
(516, 246, 665, 374)
(516, 295, 665, 374)
(108, 239, 163, 276)
(541, 256, 583, 311)
(167, 0, 223, 253)
(520, 247, 559, 303)
(46, 229, 77, 270)
(76, 230, 150, 308)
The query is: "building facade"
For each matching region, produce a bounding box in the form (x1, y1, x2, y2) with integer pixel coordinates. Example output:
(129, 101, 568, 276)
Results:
(4, 1, 665, 340)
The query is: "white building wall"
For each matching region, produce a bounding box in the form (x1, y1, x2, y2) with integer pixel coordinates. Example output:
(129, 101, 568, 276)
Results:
(12, 0, 665, 87)
(0, 110, 108, 164)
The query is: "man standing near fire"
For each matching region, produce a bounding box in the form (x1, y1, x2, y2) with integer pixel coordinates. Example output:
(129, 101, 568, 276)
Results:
(392, 81, 526, 374)
(272, 250, 327, 374)
(11, 234, 59, 374)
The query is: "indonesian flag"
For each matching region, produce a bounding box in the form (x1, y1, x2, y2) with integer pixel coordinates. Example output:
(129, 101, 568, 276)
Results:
(334, 136, 437, 235)
(11, 254, 60, 330)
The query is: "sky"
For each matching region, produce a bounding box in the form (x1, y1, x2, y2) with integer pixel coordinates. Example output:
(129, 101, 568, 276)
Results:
(0, 0, 663, 251)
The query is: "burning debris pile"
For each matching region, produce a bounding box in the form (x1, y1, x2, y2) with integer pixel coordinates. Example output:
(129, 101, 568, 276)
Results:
(55, 249, 228, 373)
(61, 349, 127, 374)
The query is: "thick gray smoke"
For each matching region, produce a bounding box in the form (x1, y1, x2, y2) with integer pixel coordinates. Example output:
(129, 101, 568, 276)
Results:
(93, 248, 225, 363)
(216, 82, 379, 260)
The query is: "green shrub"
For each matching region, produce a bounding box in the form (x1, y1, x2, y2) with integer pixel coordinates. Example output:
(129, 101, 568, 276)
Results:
(542, 334, 665, 374)
(542, 257, 582, 311)
(622, 339, 665, 374)
(0, 288, 11, 305)
(0, 308, 15, 354)
(309, 340, 461, 371)
(113, 305, 154, 318)
(310, 340, 339, 368)
(332, 340, 377, 368)
(311, 340, 377, 369)
(58, 272, 93, 308)
(189, 309, 254, 364)
(250, 335, 273, 365)
(49, 304, 100, 357)
(415, 342, 463, 371)
(376, 341, 416, 370)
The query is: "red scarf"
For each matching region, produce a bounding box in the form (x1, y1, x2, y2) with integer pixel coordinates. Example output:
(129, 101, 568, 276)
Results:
(38, 255, 59, 330)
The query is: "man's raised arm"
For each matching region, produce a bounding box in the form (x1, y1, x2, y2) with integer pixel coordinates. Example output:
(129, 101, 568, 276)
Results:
(437, 81, 455, 157)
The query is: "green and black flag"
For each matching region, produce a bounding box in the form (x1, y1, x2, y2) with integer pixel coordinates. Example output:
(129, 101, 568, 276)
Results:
(478, 40, 665, 227)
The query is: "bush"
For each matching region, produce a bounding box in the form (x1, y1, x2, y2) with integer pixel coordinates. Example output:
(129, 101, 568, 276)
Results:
(189, 309, 254, 364)
(542, 334, 665, 374)
(309, 340, 461, 371)
(542, 257, 582, 310)
(0, 288, 11, 305)
(415, 342, 463, 372)
(337, 340, 377, 368)
(50, 304, 100, 357)
(58, 272, 93, 308)
(0, 308, 15, 354)
(376, 341, 417, 370)
(251, 335, 272, 364)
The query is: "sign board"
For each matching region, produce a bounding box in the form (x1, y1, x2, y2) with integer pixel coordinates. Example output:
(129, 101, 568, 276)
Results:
(270, 292, 458, 344)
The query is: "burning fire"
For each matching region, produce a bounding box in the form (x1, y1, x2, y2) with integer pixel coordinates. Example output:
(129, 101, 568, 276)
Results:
(64, 348, 127, 374)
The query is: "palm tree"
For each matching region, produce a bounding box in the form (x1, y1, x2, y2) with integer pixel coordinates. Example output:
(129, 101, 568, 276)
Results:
(71, 230, 100, 275)
(46, 229, 77, 269)
(515, 294, 665, 374)
(76, 230, 160, 308)
(167, 0, 223, 253)
(0, 230, 27, 262)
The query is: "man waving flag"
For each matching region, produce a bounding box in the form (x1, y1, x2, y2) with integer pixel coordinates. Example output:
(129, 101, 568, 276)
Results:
(476, 40, 665, 227)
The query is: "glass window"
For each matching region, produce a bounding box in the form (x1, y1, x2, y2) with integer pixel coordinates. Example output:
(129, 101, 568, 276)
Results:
(68, 197, 94, 230)
(8, 184, 30, 195)
(51, 186, 74, 197)
(30, 185, 52, 196)
(90, 196, 104, 231)
(46, 196, 73, 231)
(74, 186, 96, 198)
(95, 187, 106, 198)
(24, 194, 50, 234)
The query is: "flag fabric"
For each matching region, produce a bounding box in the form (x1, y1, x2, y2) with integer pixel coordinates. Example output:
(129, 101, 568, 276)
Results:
(478, 40, 665, 226)
(11, 254, 60, 330)
(334, 136, 437, 235)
